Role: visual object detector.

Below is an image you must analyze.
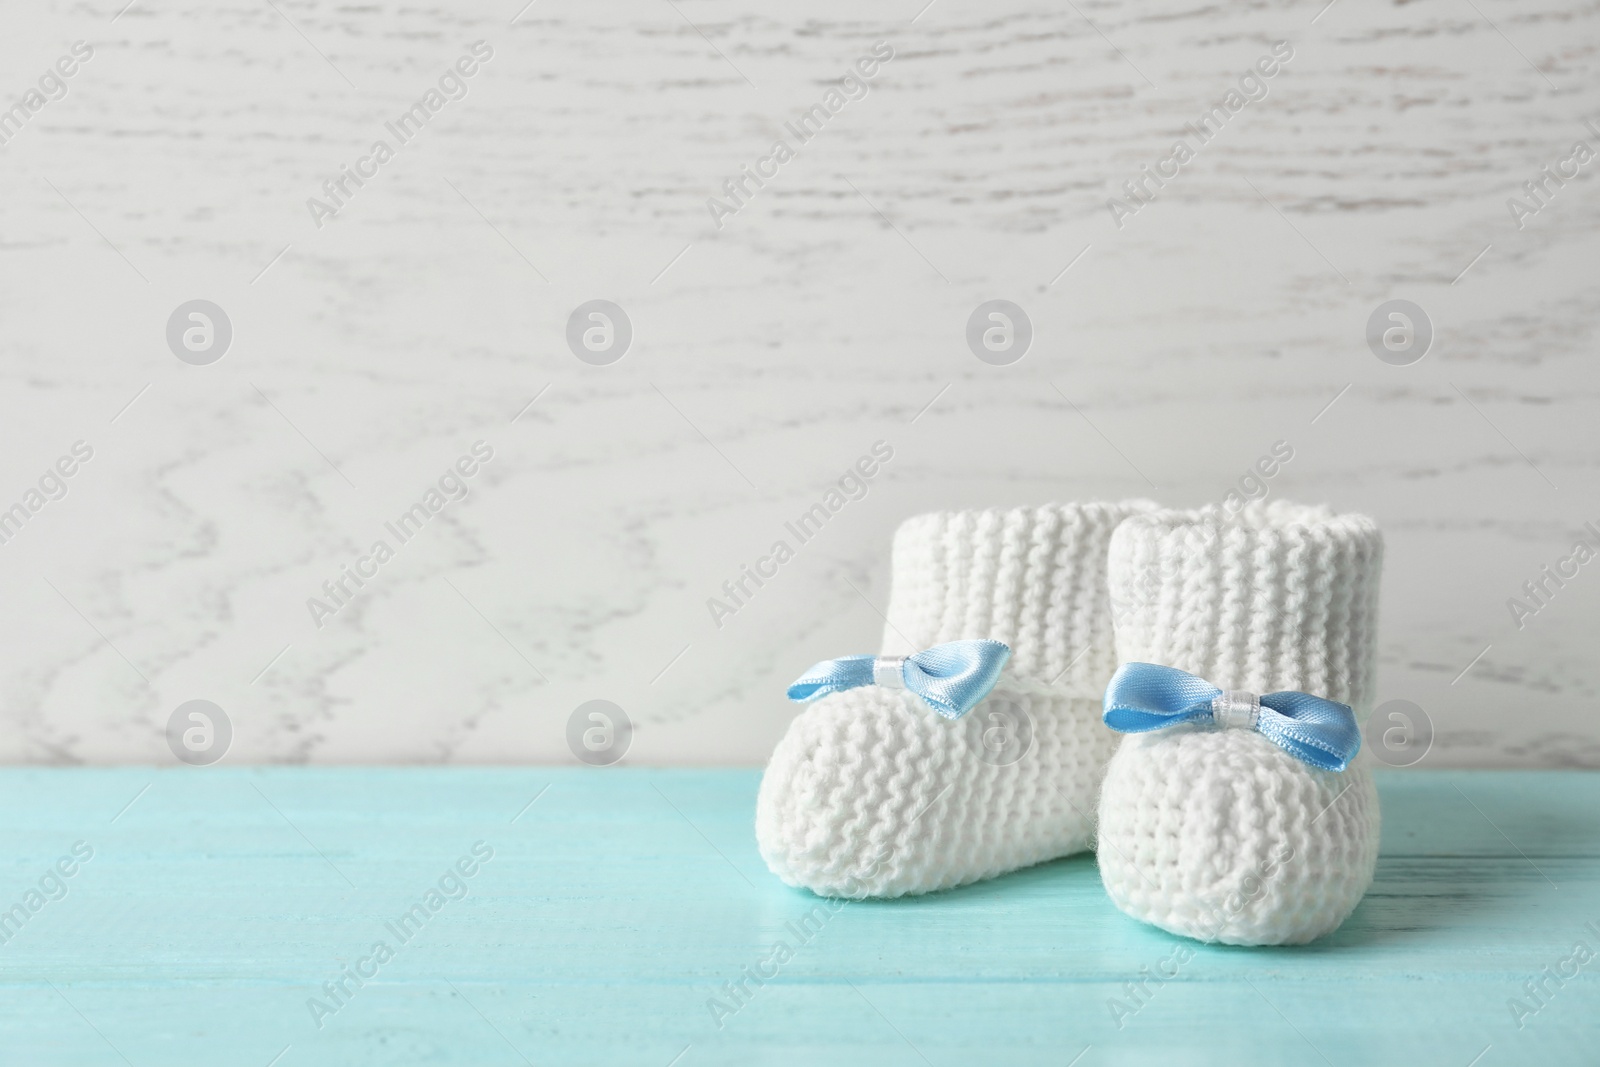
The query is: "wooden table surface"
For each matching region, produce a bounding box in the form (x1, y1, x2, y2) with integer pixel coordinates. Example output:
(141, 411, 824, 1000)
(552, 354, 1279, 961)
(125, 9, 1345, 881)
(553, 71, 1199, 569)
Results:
(1, 767, 1595, 1065)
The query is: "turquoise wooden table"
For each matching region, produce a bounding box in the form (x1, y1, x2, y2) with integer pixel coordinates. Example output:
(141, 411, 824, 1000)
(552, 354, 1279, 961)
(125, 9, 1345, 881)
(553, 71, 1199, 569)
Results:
(2, 769, 1596, 1066)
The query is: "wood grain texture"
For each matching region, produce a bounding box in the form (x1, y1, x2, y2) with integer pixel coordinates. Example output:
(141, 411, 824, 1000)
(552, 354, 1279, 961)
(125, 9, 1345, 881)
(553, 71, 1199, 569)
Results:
(0, 2, 1596, 765)
(0, 767, 1595, 1065)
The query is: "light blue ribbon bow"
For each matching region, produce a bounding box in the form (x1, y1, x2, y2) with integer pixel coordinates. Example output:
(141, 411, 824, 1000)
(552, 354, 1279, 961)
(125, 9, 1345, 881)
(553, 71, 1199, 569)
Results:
(1102, 662, 1361, 772)
(786, 640, 1011, 720)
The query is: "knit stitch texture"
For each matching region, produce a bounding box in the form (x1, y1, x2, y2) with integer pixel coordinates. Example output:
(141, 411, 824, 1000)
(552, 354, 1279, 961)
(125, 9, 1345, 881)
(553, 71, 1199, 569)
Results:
(1096, 501, 1384, 944)
(757, 501, 1151, 898)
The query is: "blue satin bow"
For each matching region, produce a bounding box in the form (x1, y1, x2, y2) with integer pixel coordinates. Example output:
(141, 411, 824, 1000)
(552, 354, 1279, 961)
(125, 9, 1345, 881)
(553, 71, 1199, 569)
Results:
(787, 640, 1011, 720)
(1102, 662, 1361, 771)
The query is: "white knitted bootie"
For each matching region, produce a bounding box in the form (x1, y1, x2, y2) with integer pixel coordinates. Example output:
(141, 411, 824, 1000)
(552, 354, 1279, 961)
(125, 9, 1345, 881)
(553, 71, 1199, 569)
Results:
(756, 501, 1151, 898)
(1096, 501, 1383, 945)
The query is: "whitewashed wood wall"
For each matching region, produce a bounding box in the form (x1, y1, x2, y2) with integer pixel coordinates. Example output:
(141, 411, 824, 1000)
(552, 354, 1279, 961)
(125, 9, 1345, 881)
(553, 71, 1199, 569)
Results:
(0, 0, 1595, 766)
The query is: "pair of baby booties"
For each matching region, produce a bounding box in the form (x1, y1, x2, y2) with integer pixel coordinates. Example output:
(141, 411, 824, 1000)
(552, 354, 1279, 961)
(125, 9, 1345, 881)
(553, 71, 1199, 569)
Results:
(755, 499, 1383, 946)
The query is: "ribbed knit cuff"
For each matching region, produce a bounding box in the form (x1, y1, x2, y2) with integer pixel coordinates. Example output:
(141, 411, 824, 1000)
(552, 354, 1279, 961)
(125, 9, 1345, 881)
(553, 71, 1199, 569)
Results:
(880, 501, 1154, 695)
(1107, 501, 1383, 714)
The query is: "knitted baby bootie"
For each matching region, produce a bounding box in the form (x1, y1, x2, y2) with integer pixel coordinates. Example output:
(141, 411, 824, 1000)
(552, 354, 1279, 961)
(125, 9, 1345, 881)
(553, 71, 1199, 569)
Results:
(756, 501, 1151, 898)
(1095, 501, 1383, 945)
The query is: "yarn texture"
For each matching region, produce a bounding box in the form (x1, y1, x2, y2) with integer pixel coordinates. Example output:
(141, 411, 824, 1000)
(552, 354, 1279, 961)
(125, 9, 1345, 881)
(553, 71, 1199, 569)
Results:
(757, 501, 1151, 898)
(1096, 501, 1384, 944)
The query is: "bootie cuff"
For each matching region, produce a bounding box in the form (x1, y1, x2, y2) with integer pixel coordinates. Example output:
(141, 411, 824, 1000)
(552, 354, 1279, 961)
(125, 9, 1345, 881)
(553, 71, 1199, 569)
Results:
(882, 500, 1154, 697)
(1107, 501, 1383, 715)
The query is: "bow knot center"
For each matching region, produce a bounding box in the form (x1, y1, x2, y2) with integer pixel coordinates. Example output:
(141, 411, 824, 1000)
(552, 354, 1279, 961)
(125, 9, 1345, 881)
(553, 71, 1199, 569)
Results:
(1211, 690, 1261, 730)
(872, 656, 908, 690)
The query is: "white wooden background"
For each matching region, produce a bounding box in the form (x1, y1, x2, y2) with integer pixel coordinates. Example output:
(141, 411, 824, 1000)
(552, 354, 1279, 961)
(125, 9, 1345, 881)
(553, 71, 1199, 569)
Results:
(0, 0, 1595, 767)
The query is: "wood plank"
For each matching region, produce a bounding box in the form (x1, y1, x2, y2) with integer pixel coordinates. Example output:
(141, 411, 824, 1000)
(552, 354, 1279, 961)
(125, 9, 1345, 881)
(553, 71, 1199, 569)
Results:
(0, 768, 1595, 1064)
